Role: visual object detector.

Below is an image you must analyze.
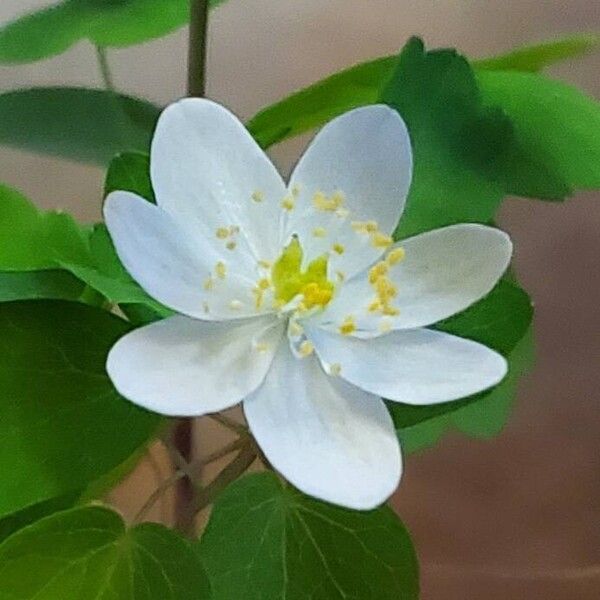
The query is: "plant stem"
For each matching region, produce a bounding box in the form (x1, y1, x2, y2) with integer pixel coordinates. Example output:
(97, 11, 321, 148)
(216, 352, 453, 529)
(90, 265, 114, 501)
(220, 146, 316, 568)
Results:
(133, 470, 186, 525)
(187, 0, 210, 97)
(170, 0, 211, 537)
(194, 443, 257, 513)
(95, 45, 115, 92)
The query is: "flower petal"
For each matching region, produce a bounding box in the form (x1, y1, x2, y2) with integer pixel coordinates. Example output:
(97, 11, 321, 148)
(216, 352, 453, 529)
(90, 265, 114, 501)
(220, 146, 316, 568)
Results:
(285, 105, 412, 278)
(151, 98, 286, 263)
(308, 326, 508, 405)
(104, 191, 264, 319)
(243, 343, 402, 510)
(316, 224, 512, 336)
(107, 314, 284, 417)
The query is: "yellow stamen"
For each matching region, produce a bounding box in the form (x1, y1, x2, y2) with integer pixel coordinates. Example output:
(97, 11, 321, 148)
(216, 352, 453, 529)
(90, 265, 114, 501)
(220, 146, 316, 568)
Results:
(254, 342, 269, 353)
(291, 184, 301, 197)
(332, 243, 345, 255)
(339, 315, 356, 336)
(368, 261, 388, 284)
(281, 196, 295, 211)
(203, 276, 215, 291)
(372, 232, 393, 248)
(386, 246, 406, 266)
(298, 340, 314, 357)
(216, 227, 229, 239)
(251, 190, 264, 203)
(329, 363, 342, 376)
(215, 262, 227, 279)
(313, 190, 345, 212)
(226, 240, 237, 251)
(313, 227, 327, 238)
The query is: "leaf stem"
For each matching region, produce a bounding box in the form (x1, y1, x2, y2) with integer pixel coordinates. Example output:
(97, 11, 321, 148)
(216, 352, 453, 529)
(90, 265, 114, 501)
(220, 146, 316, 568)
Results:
(194, 443, 257, 514)
(95, 45, 115, 92)
(133, 470, 186, 525)
(208, 413, 248, 434)
(187, 0, 210, 97)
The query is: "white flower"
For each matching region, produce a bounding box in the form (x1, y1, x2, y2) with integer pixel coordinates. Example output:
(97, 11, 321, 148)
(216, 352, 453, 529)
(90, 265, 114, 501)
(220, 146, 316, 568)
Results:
(104, 99, 511, 510)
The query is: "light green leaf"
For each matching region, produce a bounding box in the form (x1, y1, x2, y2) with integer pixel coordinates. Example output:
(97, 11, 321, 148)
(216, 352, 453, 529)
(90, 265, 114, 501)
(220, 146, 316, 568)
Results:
(0, 183, 92, 271)
(0, 300, 161, 518)
(199, 472, 419, 600)
(475, 33, 600, 72)
(477, 69, 600, 190)
(0, 0, 227, 64)
(104, 151, 155, 202)
(0, 270, 85, 301)
(388, 279, 534, 451)
(0, 87, 160, 165)
(0, 506, 212, 599)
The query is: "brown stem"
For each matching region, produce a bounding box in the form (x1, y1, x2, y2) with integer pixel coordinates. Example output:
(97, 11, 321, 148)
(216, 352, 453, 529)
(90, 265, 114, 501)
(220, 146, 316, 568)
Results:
(194, 443, 257, 514)
(187, 0, 210, 97)
(171, 419, 197, 536)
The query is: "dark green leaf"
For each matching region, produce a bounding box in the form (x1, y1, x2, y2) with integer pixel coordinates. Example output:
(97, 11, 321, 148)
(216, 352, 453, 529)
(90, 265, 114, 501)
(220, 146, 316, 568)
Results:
(0, 300, 161, 518)
(0, 270, 85, 302)
(199, 472, 419, 600)
(0, 183, 92, 270)
(0, 87, 160, 165)
(104, 151, 155, 202)
(381, 38, 507, 237)
(475, 33, 600, 72)
(0, 506, 212, 599)
(477, 69, 600, 190)
(388, 279, 534, 451)
(0, 0, 227, 64)
(0, 493, 79, 544)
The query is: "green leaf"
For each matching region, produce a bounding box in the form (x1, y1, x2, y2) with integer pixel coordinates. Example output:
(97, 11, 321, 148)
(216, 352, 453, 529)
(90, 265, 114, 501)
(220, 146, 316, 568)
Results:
(387, 279, 534, 452)
(0, 270, 85, 302)
(0, 300, 161, 518)
(0, 0, 227, 64)
(0, 87, 160, 165)
(0, 506, 212, 599)
(0, 183, 92, 271)
(477, 69, 600, 190)
(199, 472, 419, 600)
(475, 33, 600, 72)
(104, 151, 155, 202)
(0, 493, 79, 544)
(381, 38, 509, 237)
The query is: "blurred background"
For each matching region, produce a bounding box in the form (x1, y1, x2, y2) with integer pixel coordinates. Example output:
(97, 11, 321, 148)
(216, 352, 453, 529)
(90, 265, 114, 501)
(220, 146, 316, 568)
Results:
(1, 1, 599, 598)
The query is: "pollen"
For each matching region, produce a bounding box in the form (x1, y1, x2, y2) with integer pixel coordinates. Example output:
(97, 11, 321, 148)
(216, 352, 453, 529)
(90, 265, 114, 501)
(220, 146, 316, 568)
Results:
(203, 276, 215, 291)
(215, 262, 227, 279)
(251, 190, 264, 203)
(258, 278, 270, 290)
(298, 340, 314, 357)
(216, 226, 229, 239)
(372, 232, 393, 248)
(369, 261, 388, 284)
(386, 246, 406, 265)
(352, 220, 378, 233)
(226, 240, 237, 251)
(328, 363, 342, 376)
(313, 190, 345, 212)
(302, 281, 333, 309)
(313, 227, 327, 238)
(332, 243, 345, 255)
(281, 196, 295, 211)
(339, 315, 356, 335)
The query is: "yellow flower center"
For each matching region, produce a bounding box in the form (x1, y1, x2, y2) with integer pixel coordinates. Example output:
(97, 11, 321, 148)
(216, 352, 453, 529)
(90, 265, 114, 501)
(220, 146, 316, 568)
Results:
(271, 237, 334, 310)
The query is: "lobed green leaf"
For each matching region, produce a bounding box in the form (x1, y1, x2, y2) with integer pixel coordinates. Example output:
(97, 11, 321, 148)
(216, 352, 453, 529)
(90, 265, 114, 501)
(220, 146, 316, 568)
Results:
(199, 472, 419, 600)
(0, 300, 161, 518)
(0, 506, 212, 598)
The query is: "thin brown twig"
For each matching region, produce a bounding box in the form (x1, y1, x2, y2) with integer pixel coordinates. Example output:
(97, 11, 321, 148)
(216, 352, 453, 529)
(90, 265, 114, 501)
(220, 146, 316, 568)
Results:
(208, 413, 248, 435)
(133, 470, 186, 525)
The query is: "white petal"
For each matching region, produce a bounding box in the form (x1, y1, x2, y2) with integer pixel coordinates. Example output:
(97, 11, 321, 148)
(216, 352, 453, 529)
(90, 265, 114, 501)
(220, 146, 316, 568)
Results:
(107, 314, 284, 417)
(284, 105, 412, 277)
(243, 343, 402, 510)
(151, 98, 286, 263)
(308, 326, 508, 405)
(104, 191, 264, 320)
(317, 224, 512, 336)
